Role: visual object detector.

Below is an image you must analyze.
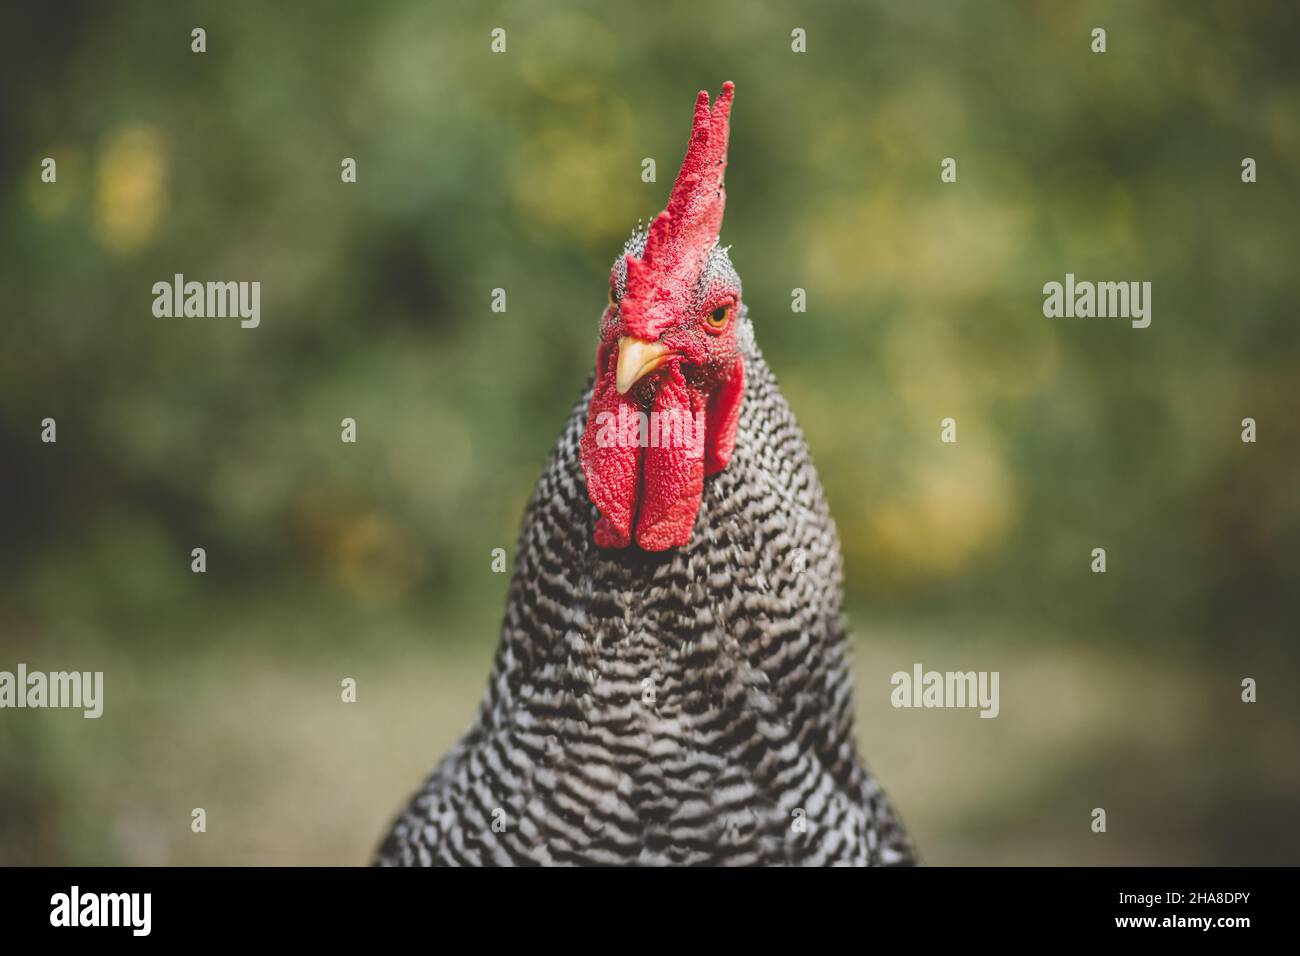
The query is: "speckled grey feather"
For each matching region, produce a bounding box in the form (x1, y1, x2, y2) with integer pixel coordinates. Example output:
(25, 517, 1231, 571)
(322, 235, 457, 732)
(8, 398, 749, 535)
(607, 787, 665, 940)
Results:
(376, 262, 916, 865)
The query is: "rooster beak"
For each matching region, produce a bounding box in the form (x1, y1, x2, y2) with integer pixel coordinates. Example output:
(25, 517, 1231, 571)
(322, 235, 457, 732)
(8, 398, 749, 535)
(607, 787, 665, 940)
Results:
(616, 336, 671, 394)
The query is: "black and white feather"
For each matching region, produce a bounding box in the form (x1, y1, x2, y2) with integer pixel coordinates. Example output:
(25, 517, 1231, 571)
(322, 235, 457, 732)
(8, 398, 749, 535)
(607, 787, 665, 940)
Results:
(376, 309, 916, 866)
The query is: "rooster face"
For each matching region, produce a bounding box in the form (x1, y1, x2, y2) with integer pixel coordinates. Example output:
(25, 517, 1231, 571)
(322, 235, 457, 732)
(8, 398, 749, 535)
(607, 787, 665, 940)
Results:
(603, 237, 743, 403)
(580, 83, 746, 553)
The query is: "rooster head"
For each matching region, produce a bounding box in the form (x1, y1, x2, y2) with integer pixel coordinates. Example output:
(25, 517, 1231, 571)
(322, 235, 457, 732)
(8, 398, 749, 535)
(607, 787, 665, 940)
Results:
(580, 82, 745, 552)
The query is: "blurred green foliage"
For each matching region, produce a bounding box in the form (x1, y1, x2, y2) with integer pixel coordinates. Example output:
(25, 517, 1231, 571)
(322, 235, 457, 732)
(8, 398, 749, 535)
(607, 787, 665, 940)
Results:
(1, 1, 1297, 864)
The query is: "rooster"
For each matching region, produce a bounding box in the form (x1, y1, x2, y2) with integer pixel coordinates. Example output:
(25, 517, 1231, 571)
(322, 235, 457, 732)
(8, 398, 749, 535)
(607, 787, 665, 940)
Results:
(377, 82, 915, 865)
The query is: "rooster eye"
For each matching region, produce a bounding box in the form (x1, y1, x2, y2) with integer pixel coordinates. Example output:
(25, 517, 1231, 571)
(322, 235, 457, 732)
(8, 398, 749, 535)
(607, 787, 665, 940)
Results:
(706, 305, 731, 330)
(608, 285, 619, 307)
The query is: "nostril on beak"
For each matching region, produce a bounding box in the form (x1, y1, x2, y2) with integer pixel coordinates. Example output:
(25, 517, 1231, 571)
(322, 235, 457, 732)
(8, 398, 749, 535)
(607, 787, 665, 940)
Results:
(615, 336, 671, 394)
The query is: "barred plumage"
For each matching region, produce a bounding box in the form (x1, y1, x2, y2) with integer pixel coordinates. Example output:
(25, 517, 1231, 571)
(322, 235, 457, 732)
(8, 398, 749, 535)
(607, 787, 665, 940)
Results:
(376, 312, 915, 866)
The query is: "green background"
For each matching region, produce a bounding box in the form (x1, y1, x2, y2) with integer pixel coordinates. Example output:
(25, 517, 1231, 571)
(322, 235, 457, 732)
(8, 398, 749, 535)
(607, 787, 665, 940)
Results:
(2, 0, 1297, 864)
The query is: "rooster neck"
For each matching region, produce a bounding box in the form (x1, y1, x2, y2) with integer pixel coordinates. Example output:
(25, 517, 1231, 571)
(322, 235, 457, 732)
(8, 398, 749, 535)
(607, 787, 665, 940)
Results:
(513, 319, 844, 655)
(378, 318, 916, 866)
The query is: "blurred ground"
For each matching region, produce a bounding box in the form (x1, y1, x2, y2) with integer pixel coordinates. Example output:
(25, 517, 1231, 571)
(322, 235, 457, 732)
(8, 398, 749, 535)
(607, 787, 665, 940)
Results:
(3, 610, 1296, 865)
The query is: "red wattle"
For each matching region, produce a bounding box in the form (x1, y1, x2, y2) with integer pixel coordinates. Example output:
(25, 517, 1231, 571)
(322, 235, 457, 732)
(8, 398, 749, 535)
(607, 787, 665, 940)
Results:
(579, 349, 643, 550)
(634, 369, 706, 551)
(705, 358, 744, 475)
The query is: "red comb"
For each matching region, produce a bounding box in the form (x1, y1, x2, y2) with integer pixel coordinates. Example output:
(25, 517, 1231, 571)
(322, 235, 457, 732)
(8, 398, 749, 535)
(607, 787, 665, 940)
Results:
(621, 81, 734, 341)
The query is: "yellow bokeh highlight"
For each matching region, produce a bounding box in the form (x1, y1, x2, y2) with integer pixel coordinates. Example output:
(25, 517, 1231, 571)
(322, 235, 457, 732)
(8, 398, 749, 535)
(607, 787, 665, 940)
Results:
(95, 125, 168, 253)
(862, 442, 1016, 581)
